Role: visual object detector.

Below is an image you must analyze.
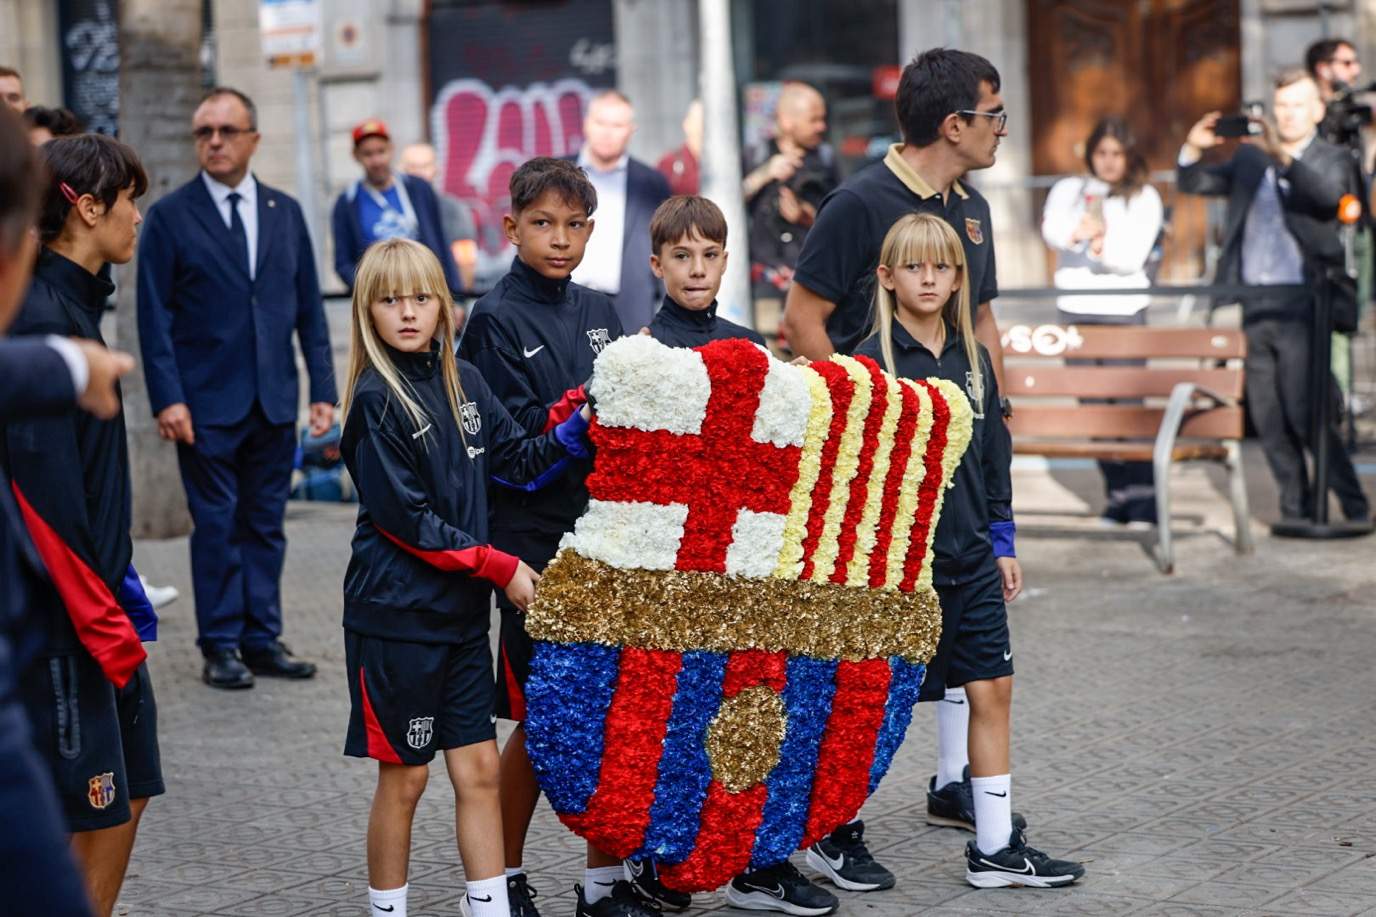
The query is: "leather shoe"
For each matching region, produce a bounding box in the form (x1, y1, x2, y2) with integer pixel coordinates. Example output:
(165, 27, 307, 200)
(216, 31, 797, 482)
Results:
(203, 650, 254, 690)
(242, 641, 317, 679)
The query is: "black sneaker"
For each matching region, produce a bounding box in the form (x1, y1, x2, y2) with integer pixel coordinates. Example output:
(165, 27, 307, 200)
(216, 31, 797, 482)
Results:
(623, 857, 690, 911)
(965, 827, 1085, 888)
(575, 880, 662, 917)
(725, 861, 838, 916)
(926, 766, 1029, 833)
(507, 872, 541, 917)
(804, 820, 895, 892)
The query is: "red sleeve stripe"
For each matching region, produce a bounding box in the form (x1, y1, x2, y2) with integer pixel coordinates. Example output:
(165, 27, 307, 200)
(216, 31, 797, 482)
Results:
(375, 524, 519, 588)
(543, 385, 588, 433)
(10, 483, 145, 689)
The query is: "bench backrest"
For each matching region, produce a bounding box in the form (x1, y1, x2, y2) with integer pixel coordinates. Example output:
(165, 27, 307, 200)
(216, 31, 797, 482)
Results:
(1000, 324, 1246, 441)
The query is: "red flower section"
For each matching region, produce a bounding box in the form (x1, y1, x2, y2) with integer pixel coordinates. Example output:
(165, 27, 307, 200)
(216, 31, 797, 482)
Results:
(900, 381, 951, 592)
(562, 647, 682, 854)
(870, 381, 920, 588)
(798, 362, 856, 581)
(722, 649, 788, 697)
(586, 340, 802, 573)
(800, 658, 893, 847)
(658, 780, 769, 892)
(830, 356, 889, 584)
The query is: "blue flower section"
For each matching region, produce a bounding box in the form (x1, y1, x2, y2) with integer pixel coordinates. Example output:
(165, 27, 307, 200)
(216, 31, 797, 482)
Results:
(867, 657, 926, 793)
(640, 650, 728, 862)
(750, 656, 838, 867)
(525, 640, 621, 815)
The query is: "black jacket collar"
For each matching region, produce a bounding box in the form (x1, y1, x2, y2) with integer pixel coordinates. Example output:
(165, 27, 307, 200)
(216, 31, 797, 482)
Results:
(658, 294, 718, 328)
(385, 341, 440, 381)
(892, 318, 960, 358)
(508, 255, 571, 305)
(36, 247, 114, 314)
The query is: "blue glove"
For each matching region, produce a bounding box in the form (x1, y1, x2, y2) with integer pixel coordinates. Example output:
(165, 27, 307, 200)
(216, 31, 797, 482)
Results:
(118, 564, 159, 642)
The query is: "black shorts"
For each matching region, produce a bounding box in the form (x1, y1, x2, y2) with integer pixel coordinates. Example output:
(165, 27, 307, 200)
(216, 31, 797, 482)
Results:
(919, 563, 1014, 702)
(345, 630, 497, 765)
(23, 656, 164, 832)
(492, 530, 562, 723)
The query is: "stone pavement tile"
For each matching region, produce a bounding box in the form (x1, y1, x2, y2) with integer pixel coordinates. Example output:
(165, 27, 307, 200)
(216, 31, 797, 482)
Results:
(211, 896, 321, 917)
(1213, 859, 1354, 887)
(1166, 881, 1284, 908)
(1131, 906, 1251, 917)
(1127, 856, 1236, 883)
(1262, 888, 1374, 916)
(1080, 832, 1195, 858)
(1306, 858, 1376, 894)
(153, 884, 267, 912)
(1174, 838, 1277, 862)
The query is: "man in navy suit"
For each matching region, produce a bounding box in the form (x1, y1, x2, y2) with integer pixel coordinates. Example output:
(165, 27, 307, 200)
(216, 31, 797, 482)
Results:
(137, 87, 337, 690)
(330, 118, 462, 294)
(567, 90, 672, 331)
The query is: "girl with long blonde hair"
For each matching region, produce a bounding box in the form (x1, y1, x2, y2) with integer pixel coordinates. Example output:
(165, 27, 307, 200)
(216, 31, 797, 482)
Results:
(856, 214, 1085, 890)
(337, 238, 592, 917)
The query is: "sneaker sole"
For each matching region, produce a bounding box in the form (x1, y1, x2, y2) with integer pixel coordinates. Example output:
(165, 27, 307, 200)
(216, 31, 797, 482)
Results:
(623, 862, 691, 911)
(965, 868, 1082, 889)
(924, 812, 975, 832)
(803, 848, 893, 892)
(724, 885, 837, 915)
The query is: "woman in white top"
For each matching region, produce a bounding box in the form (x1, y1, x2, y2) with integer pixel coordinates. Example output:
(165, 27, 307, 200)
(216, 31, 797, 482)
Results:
(1041, 117, 1164, 525)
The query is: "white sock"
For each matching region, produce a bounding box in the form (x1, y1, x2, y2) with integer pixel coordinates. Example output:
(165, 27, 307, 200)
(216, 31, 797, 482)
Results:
(583, 865, 622, 904)
(368, 884, 408, 917)
(465, 874, 509, 917)
(935, 686, 970, 789)
(504, 867, 524, 879)
(971, 774, 1013, 855)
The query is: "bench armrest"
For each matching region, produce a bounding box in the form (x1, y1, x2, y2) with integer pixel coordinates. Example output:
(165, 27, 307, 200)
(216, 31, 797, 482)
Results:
(1152, 381, 1236, 470)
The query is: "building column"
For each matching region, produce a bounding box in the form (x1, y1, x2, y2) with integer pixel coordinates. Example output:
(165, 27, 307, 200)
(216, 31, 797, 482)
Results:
(613, 0, 698, 164)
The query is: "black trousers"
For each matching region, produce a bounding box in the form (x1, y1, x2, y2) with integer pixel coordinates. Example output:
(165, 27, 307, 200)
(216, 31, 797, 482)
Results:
(1244, 317, 1369, 520)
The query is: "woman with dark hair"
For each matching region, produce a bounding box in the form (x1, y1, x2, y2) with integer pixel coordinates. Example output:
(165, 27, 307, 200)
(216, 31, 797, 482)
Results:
(23, 106, 84, 145)
(1041, 117, 1164, 526)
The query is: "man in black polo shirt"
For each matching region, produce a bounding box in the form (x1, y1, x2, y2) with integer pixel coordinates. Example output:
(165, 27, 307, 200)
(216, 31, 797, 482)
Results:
(783, 48, 1008, 392)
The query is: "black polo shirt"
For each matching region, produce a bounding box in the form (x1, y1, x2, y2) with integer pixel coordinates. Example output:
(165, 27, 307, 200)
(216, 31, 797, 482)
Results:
(792, 144, 998, 356)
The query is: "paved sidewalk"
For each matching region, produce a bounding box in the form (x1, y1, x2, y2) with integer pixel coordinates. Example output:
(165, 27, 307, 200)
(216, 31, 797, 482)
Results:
(118, 448, 1376, 917)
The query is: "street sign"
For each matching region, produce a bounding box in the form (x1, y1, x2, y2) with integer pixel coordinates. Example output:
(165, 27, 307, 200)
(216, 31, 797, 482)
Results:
(260, 0, 321, 68)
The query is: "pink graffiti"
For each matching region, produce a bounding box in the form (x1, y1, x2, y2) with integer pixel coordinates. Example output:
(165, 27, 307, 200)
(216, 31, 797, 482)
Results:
(432, 78, 594, 271)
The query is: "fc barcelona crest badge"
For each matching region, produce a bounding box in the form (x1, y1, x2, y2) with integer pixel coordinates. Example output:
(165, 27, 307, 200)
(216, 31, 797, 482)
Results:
(965, 217, 983, 245)
(406, 716, 434, 750)
(587, 328, 612, 354)
(87, 772, 116, 810)
(459, 401, 482, 436)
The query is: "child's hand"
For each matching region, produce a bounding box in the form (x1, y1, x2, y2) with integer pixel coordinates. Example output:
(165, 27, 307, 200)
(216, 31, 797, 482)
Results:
(579, 402, 592, 421)
(504, 560, 541, 612)
(996, 556, 1023, 603)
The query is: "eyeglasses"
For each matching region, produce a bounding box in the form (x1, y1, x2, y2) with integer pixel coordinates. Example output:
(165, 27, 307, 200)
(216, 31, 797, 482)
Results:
(192, 125, 254, 142)
(1332, 56, 1360, 67)
(956, 109, 1008, 132)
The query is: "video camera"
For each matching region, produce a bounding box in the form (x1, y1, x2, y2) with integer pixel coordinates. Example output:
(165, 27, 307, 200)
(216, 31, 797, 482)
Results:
(1321, 80, 1375, 149)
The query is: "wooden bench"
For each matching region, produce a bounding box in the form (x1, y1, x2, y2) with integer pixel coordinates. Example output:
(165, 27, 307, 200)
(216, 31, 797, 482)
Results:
(1000, 324, 1253, 573)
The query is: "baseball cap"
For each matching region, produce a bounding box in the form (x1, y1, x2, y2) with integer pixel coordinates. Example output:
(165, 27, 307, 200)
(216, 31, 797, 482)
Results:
(352, 119, 390, 146)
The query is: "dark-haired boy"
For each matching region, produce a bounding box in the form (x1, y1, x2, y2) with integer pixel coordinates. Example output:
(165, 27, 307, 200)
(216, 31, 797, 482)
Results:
(460, 157, 656, 917)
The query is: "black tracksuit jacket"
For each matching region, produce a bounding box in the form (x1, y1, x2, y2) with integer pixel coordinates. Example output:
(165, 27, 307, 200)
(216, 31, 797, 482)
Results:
(647, 295, 766, 349)
(458, 257, 623, 550)
(0, 249, 145, 687)
(341, 345, 588, 644)
(854, 322, 1013, 585)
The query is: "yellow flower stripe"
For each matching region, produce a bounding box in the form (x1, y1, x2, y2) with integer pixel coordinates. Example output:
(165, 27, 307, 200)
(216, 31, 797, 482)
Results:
(772, 367, 832, 580)
(806, 355, 873, 583)
(885, 379, 933, 589)
(913, 378, 975, 592)
(845, 373, 902, 587)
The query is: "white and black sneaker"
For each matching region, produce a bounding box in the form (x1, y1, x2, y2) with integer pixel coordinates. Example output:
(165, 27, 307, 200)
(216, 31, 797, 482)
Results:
(965, 827, 1085, 888)
(507, 872, 541, 916)
(725, 861, 838, 916)
(623, 856, 690, 911)
(927, 766, 1029, 833)
(804, 820, 895, 891)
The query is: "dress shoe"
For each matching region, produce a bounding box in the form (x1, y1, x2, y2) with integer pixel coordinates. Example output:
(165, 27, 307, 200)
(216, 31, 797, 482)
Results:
(203, 650, 255, 690)
(242, 641, 317, 679)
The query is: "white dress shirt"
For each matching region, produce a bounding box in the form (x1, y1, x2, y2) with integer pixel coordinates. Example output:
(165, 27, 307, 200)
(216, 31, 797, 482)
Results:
(201, 170, 259, 280)
(572, 151, 628, 295)
(1041, 176, 1163, 315)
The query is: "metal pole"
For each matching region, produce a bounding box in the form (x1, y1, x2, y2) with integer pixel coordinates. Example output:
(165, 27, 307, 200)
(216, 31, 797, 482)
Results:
(1311, 275, 1333, 526)
(292, 67, 324, 272)
(697, 0, 752, 327)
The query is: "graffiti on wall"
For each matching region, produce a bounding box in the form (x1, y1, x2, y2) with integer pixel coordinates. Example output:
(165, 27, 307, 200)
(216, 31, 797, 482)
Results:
(60, 0, 120, 135)
(431, 78, 594, 286)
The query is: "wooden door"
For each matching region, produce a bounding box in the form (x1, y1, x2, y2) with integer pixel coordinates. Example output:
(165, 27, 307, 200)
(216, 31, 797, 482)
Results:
(1026, 0, 1241, 281)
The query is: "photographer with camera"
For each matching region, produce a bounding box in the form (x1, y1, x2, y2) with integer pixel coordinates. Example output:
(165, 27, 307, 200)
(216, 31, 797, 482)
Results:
(1178, 69, 1370, 524)
(742, 81, 839, 325)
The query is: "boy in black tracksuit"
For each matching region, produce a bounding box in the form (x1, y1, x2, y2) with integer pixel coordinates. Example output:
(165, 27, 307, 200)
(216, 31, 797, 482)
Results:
(459, 158, 655, 917)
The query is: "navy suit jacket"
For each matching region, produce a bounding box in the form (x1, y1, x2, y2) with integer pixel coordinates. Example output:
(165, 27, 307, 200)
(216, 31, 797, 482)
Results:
(137, 174, 337, 428)
(564, 154, 672, 331)
(330, 173, 462, 294)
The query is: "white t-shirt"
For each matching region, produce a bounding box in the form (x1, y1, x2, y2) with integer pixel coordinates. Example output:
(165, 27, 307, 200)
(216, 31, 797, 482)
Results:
(1040, 176, 1164, 315)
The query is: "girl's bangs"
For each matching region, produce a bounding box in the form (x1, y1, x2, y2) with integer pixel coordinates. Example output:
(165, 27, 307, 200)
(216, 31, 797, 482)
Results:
(357, 241, 448, 305)
(889, 220, 965, 268)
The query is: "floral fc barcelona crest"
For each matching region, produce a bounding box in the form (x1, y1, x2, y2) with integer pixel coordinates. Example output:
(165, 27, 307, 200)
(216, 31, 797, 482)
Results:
(459, 401, 482, 436)
(88, 772, 116, 810)
(964, 217, 983, 245)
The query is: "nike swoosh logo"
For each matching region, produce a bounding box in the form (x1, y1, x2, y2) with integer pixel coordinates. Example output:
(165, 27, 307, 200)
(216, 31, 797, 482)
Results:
(1003, 649, 1013, 661)
(469, 894, 493, 903)
(749, 883, 787, 899)
(977, 856, 1035, 874)
(524, 345, 545, 357)
(411, 423, 432, 440)
(374, 907, 395, 913)
(819, 848, 845, 870)
(941, 697, 967, 705)
(984, 790, 1008, 797)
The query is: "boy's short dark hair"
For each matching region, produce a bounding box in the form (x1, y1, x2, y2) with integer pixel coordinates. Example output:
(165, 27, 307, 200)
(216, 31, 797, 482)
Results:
(37, 134, 149, 243)
(1306, 38, 1354, 78)
(509, 157, 597, 217)
(23, 106, 84, 138)
(0, 110, 42, 253)
(0, 66, 20, 83)
(651, 195, 727, 253)
(895, 48, 1001, 147)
